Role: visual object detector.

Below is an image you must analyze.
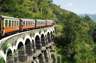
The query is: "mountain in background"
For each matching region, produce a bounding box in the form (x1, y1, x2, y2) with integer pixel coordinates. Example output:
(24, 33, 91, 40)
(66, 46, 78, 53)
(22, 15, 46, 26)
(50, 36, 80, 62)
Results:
(0, 0, 96, 63)
(89, 14, 96, 21)
(80, 14, 96, 21)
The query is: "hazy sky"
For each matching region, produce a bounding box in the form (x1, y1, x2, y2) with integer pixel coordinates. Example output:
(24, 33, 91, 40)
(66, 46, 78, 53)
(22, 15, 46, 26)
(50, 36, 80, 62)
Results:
(53, 0, 96, 14)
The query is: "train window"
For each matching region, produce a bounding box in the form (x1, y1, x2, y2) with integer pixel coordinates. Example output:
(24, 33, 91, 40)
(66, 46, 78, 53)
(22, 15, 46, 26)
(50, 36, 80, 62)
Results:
(30, 22, 31, 25)
(30, 21, 32, 25)
(31, 21, 33, 25)
(23, 21, 24, 26)
(28, 21, 29, 26)
(12, 21, 13, 27)
(6, 20, 8, 27)
(28, 21, 30, 26)
(9, 20, 11, 27)
(31, 22, 34, 25)
(18, 21, 19, 26)
(16, 21, 18, 26)
(14, 21, 16, 26)
(11, 20, 12, 27)
(30, 21, 31, 25)
(31, 21, 32, 25)
(15, 21, 17, 26)
(28, 21, 29, 25)
(5, 20, 8, 27)
(12, 20, 14, 27)
(10, 20, 12, 27)
(22, 21, 24, 26)
(11, 20, 13, 27)
(27, 21, 28, 25)
(26, 21, 28, 26)
(28, 21, 30, 25)
(25, 21, 26, 26)
(29, 21, 30, 25)
(33, 21, 35, 25)
(13, 21, 15, 27)
(27, 21, 28, 26)
(17, 21, 18, 26)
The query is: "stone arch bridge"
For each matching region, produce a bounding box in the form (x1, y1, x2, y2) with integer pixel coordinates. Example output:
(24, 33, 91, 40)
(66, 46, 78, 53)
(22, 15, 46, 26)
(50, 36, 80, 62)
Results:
(0, 26, 59, 63)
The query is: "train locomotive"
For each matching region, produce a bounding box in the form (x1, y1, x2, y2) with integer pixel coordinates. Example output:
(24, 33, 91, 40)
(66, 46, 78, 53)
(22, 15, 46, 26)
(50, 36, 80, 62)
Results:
(0, 16, 55, 37)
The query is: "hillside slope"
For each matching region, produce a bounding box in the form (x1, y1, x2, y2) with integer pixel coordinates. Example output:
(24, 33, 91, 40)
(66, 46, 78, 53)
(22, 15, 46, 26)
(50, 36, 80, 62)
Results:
(0, 0, 96, 63)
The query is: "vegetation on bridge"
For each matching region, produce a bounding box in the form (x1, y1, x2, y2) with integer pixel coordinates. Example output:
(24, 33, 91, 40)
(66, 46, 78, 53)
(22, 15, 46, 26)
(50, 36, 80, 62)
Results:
(0, 0, 96, 63)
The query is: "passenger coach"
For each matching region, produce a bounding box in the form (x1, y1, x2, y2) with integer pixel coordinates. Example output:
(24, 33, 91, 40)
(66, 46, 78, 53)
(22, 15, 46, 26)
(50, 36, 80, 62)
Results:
(0, 16, 55, 37)
(0, 16, 19, 36)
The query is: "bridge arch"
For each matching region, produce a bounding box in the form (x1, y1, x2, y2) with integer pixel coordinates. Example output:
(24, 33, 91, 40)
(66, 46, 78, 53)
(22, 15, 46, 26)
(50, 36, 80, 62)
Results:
(6, 48, 13, 63)
(47, 32, 51, 43)
(50, 31, 54, 42)
(24, 35, 32, 44)
(16, 38, 24, 49)
(17, 42, 26, 62)
(34, 33, 41, 50)
(25, 38, 32, 56)
(35, 35, 41, 49)
(41, 34, 46, 46)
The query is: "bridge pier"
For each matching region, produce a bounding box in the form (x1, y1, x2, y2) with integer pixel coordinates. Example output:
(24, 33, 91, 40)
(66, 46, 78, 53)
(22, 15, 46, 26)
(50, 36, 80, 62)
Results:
(25, 39, 32, 56)
(43, 50, 49, 63)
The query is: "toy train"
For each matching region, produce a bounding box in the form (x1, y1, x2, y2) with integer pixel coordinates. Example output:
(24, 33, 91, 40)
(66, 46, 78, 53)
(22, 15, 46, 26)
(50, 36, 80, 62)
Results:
(0, 16, 55, 37)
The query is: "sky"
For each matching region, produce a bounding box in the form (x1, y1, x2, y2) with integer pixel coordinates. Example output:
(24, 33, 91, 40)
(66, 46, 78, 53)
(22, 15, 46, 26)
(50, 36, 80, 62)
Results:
(53, 0, 96, 14)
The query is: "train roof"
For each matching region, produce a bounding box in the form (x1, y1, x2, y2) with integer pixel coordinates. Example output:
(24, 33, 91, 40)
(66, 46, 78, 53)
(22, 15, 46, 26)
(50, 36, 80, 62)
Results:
(47, 20, 54, 21)
(0, 15, 19, 21)
(20, 18, 35, 21)
(36, 19, 46, 21)
(0, 15, 15, 19)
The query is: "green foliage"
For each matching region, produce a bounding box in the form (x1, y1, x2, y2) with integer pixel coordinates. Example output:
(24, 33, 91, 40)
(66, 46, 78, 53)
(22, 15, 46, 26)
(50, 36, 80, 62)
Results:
(0, 0, 96, 63)
(55, 10, 96, 63)
(0, 0, 54, 19)
(0, 58, 5, 63)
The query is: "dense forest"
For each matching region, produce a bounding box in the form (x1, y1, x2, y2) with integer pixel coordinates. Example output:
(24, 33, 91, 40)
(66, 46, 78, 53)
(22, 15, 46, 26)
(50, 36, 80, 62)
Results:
(0, 0, 96, 63)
